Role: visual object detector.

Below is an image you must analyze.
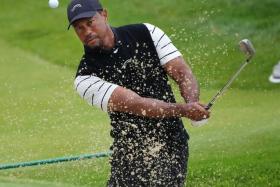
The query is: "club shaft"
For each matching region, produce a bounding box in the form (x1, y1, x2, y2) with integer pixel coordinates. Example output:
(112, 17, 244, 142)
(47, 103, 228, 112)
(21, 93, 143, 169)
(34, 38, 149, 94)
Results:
(206, 60, 249, 110)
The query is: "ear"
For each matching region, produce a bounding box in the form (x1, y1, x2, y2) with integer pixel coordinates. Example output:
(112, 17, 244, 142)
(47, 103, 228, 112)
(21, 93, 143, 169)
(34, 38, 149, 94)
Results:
(100, 9, 108, 21)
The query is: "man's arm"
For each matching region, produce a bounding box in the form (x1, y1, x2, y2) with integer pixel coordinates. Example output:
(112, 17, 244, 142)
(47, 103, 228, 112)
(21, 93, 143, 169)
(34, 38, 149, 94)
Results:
(143, 23, 199, 103)
(108, 86, 209, 121)
(74, 75, 209, 121)
(163, 56, 199, 103)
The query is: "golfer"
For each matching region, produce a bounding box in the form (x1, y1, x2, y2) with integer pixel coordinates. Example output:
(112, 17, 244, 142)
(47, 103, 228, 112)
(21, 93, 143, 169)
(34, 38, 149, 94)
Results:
(67, 0, 210, 186)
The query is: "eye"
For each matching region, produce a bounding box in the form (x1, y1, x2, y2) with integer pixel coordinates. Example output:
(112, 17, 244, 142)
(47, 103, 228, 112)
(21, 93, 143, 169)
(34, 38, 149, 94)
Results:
(74, 25, 83, 33)
(87, 18, 96, 27)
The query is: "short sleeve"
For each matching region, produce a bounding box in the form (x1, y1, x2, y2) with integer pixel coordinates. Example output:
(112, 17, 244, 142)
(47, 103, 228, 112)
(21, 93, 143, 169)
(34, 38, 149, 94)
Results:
(74, 75, 119, 112)
(144, 23, 182, 66)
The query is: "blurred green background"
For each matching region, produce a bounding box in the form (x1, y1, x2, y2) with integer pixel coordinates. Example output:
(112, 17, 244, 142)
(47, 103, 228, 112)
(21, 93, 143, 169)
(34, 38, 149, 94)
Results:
(0, 0, 279, 186)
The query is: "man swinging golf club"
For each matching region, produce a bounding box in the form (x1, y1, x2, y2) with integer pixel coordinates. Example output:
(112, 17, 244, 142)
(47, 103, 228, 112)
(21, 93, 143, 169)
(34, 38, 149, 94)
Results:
(67, 0, 210, 186)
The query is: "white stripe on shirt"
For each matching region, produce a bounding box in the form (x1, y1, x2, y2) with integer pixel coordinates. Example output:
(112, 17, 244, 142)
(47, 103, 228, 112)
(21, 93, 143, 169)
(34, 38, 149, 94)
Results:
(144, 23, 182, 66)
(74, 75, 118, 112)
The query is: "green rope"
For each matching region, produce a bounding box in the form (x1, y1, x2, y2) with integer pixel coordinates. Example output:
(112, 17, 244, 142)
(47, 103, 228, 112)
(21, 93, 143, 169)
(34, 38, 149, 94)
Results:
(0, 151, 112, 170)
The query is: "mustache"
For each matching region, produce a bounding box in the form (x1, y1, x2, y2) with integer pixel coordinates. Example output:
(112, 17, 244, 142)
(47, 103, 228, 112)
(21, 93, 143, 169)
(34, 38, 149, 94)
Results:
(84, 34, 97, 44)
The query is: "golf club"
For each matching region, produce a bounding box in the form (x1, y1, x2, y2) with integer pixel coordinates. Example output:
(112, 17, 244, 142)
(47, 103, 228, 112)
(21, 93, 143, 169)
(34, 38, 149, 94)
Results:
(191, 39, 256, 127)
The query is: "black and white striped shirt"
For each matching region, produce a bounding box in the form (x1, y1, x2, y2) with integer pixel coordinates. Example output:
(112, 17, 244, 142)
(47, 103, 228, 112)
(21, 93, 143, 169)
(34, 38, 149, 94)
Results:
(74, 23, 182, 112)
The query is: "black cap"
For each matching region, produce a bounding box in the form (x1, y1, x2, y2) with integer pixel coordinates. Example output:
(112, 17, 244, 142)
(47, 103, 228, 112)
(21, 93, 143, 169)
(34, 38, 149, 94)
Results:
(67, 0, 103, 30)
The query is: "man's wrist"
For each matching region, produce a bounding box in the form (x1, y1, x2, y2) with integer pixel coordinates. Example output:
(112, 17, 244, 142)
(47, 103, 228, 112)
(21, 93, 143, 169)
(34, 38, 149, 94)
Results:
(188, 98, 199, 103)
(173, 103, 186, 117)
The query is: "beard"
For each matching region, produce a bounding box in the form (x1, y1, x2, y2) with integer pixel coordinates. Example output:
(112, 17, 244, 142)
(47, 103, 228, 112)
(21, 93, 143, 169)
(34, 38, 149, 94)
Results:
(85, 38, 102, 49)
(84, 33, 102, 49)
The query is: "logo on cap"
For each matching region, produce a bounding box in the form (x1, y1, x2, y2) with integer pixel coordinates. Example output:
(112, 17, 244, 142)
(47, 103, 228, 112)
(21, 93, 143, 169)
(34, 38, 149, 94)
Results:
(71, 4, 82, 12)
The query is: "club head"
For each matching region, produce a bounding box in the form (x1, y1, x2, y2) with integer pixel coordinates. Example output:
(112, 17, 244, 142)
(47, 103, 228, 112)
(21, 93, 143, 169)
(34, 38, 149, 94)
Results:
(239, 39, 255, 61)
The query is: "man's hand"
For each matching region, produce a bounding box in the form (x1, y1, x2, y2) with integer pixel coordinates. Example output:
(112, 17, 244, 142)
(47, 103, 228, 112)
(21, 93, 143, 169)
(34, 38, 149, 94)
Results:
(182, 102, 210, 121)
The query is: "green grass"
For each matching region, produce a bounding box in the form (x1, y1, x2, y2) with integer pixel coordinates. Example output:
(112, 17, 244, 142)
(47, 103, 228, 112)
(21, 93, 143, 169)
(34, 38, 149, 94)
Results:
(0, 0, 279, 186)
(0, 39, 111, 187)
(0, 0, 280, 89)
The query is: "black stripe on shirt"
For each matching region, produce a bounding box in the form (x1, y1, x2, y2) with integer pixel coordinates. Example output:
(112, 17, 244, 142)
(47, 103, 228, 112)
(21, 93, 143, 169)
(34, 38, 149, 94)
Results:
(160, 50, 178, 60)
(75, 76, 91, 90)
(161, 41, 172, 49)
(91, 93, 95, 106)
(82, 80, 101, 99)
(98, 82, 105, 91)
(152, 26, 156, 34)
(155, 33, 166, 48)
(101, 85, 113, 111)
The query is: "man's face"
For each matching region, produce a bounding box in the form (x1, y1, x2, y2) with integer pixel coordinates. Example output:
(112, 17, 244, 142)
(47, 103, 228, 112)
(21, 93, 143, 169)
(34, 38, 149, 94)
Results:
(73, 11, 108, 49)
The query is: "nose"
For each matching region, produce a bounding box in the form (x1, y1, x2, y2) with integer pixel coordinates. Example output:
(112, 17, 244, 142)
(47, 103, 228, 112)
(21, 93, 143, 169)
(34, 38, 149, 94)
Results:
(84, 26, 92, 37)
